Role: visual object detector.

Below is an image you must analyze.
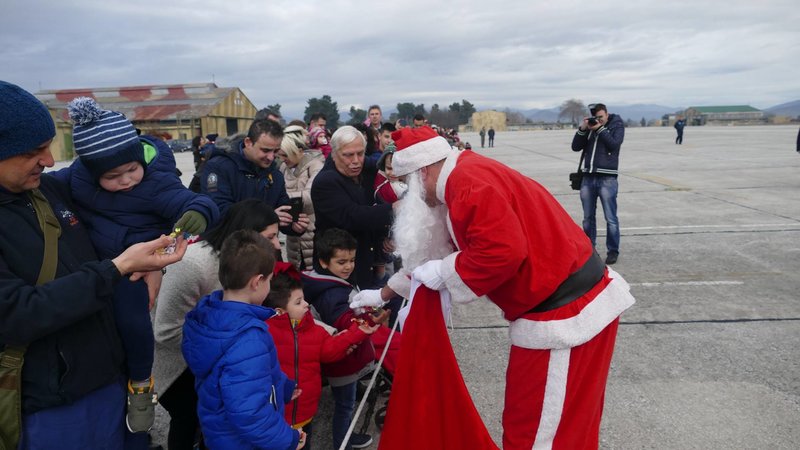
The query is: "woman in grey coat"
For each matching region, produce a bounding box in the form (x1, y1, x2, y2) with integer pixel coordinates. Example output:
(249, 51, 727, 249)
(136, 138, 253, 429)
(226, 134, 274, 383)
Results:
(278, 125, 325, 270)
(151, 200, 280, 449)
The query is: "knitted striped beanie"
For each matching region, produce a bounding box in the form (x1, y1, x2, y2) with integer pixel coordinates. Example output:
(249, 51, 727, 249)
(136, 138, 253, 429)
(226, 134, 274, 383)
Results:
(68, 97, 144, 178)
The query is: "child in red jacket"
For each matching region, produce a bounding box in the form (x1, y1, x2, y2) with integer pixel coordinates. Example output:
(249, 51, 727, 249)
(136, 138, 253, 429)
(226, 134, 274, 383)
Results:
(265, 262, 377, 450)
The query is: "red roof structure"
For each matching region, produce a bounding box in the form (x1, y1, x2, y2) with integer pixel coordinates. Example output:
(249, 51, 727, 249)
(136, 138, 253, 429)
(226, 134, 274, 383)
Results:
(37, 83, 237, 123)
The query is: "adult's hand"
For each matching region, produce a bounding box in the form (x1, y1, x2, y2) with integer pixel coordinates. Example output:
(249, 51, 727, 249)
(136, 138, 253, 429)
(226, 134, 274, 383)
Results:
(113, 234, 187, 276)
(413, 259, 445, 290)
(275, 205, 293, 227)
(291, 213, 310, 234)
(350, 289, 385, 311)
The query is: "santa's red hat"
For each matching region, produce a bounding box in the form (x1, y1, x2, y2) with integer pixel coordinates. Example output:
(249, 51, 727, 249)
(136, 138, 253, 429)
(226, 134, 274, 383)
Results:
(390, 126, 453, 176)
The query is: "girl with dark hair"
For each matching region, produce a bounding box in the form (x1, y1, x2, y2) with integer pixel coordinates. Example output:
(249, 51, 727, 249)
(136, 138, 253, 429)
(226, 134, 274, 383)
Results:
(353, 122, 381, 166)
(151, 199, 280, 449)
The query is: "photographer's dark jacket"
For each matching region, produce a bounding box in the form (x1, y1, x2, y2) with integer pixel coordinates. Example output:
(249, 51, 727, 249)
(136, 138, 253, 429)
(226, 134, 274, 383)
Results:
(200, 135, 291, 217)
(571, 113, 625, 177)
(0, 175, 125, 414)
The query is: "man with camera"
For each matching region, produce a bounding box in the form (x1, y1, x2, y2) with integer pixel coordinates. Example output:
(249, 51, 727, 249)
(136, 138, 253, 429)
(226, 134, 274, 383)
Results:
(571, 103, 625, 264)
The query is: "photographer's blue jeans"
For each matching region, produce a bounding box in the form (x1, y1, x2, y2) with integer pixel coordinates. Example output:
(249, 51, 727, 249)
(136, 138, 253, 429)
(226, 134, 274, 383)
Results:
(331, 381, 357, 450)
(580, 175, 620, 254)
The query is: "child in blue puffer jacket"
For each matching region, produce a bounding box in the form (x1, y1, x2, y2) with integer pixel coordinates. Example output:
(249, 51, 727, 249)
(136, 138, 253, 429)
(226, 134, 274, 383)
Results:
(52, 97, 219, 433)
(183, 230, 306, 450)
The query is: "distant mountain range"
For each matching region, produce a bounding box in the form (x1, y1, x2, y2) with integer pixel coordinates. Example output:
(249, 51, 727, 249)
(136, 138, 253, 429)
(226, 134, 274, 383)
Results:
(519, 104, 680, 122)
(517, 101, 800, 122)
(330, 100, 799, 125)
(764, 100, 800, 118)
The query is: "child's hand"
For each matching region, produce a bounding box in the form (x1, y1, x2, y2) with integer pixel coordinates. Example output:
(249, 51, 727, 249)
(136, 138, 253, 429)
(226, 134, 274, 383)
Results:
(291, 388, 302, 401)
(297, 430, 307, 449)
(383, 237, 395, 253)
(370, 308, 390, 325)
(174, 210, 207, 236)
(358, 323, 380, 335)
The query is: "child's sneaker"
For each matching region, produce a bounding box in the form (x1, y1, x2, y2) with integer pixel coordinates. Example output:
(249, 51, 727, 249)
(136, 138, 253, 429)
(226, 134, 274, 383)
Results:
(126, 379, 158, 433)
(350, 433, 373, 449)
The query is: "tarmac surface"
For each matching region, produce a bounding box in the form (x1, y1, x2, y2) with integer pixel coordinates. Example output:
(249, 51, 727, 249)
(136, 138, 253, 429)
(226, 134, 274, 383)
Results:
(144, 124, 800, 449)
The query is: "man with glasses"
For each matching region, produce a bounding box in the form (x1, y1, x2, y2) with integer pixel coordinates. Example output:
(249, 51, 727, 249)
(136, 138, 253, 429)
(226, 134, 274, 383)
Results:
(201, 119, 309, 234)
(571, 103, 625, 264)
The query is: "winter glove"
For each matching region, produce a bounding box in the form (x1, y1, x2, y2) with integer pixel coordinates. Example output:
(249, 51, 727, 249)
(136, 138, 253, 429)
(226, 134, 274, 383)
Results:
(412, 259, 445, 290)
(174, 210, 207, 236)
(350, 289, 386, 315)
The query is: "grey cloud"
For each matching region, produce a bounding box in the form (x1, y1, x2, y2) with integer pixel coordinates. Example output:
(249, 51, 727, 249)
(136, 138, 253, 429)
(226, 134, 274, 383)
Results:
(3, 0, 798, 118)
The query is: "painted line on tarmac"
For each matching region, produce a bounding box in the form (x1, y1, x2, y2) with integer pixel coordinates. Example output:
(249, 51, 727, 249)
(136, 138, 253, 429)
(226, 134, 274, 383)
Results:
(622, 317, 800, 325)
(630, 280, 744, 287)
(623, 223, 800, 231)
(450, 317, 800, 330)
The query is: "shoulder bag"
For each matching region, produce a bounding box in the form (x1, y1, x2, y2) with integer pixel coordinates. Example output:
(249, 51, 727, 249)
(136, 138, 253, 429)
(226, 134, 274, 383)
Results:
(569, 153, 585, 190)
(0, 188, 61, 450)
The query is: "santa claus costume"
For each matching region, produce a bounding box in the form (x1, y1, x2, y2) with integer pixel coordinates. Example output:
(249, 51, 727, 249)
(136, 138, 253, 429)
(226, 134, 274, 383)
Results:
(388, 127, 635, 450)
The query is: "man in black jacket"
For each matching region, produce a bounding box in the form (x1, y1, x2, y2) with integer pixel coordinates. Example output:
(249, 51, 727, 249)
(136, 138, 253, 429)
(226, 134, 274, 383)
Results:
(0, 80, 186, 449)
(311, 125, 396, 289)
(571, 103, 625, 264)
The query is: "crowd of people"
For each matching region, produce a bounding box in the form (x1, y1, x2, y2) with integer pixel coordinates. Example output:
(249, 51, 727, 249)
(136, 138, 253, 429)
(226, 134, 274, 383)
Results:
(1, 79, 634, 450)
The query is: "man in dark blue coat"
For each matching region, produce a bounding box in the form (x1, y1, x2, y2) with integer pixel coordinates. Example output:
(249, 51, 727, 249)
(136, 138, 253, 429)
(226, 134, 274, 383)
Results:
(571, 103, 625, 265)
(201, 119, 309, 235)
(311, 125, 395, 289)
(674, 116, 686, 144)
(0, 80, 186, 449)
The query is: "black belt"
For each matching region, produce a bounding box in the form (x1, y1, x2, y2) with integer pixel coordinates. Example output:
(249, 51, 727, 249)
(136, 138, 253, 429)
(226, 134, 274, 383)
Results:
(530, 251, 606, 313)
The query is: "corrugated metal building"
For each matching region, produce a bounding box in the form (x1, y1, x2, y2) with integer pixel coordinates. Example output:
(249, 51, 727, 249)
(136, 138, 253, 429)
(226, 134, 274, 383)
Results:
(684, 105, 764, 126)
(461, 110, 507, 132)
(36, 83, 257, 161)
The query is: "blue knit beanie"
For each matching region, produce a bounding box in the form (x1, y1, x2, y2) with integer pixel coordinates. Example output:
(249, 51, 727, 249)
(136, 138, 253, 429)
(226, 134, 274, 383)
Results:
(68, 97, 144, 179)
(0, 80, 56, 161)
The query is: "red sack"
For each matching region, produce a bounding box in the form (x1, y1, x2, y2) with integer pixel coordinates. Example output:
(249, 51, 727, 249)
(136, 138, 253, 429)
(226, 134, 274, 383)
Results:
(378, 286, 499, 450)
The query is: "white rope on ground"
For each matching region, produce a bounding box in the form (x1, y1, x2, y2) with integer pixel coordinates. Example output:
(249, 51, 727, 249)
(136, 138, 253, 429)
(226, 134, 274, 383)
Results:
(338, 298, 407, 450)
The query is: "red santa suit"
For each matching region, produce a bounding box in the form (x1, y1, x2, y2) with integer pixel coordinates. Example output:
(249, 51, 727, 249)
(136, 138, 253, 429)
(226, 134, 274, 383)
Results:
(391, 128, 635, 450)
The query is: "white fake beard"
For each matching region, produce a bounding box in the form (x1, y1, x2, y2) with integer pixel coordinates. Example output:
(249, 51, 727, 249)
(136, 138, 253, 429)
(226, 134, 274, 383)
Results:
(392, 171, 454, 270)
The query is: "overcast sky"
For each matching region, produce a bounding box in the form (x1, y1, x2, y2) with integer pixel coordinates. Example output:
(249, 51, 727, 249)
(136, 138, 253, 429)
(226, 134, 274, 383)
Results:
(4, 0, 798, 120)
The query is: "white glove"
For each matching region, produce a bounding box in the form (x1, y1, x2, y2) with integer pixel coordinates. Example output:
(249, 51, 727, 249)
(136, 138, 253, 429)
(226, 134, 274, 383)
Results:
(412, 259, 445, 291)
(349, 289, 385, 315)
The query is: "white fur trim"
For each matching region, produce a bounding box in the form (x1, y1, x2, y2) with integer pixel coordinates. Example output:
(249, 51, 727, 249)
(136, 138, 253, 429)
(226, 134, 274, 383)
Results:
(533, 348, 570, 450)
(387, 270, 411, 300)
(439, 251, 483, 304)
(508, 268, 635, 350)
(436, 150, 461, 204)
(392, 136, 453, 176)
